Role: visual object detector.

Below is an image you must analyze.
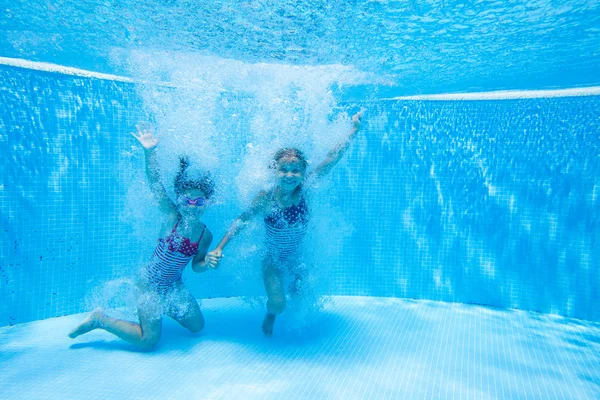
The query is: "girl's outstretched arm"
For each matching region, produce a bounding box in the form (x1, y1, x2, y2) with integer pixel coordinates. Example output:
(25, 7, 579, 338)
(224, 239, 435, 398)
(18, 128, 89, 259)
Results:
(130, 123, 177, 215)
(205, 190, 270, 268)
(310, 110, 364, 181)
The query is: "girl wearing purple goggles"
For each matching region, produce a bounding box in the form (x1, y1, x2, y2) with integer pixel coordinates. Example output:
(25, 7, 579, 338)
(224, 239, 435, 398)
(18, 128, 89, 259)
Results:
(69, 123, 220, 350)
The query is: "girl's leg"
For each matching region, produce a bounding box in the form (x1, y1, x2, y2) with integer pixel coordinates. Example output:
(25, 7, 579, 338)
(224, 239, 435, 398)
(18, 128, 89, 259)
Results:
(69, 291, 163, 350)
(166, 282, 205, 333)
(262, 261, 286, 336)
(289, 263, 309, 297)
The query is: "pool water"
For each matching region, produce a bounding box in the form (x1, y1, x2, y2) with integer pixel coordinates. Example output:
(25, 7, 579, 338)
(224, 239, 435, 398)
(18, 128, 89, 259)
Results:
(2, 296, 599, 399)
(2, 1, 600, 399)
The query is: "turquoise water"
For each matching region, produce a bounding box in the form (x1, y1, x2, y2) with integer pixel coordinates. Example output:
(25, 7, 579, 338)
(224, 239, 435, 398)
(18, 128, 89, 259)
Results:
(2, 297, 600, 399)
(2, 0, 600, 96)
(1, 1, 600, 399)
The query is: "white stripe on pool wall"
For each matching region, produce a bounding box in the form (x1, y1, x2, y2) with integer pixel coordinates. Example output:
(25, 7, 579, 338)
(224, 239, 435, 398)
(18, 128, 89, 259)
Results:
(0, 56, 135, 82)
(387, 86, 600, 100)
(2, 56, 600, 99)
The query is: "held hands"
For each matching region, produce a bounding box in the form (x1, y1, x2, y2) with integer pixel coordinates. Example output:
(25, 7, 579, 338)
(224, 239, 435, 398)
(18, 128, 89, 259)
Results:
(205, 248, 224, 269)
(130, 122, 159, 150)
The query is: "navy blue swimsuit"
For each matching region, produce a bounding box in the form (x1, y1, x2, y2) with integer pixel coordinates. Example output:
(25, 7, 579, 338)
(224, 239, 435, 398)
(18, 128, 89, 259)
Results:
(264, 195, 309, 263)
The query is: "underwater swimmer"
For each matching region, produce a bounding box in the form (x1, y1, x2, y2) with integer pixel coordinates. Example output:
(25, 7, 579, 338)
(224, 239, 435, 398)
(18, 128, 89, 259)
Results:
(69, 123, 221, 350)
(207, 110, 364, 336)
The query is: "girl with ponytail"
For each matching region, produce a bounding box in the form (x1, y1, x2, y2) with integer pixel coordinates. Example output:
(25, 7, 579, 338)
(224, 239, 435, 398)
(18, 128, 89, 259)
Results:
(69, 123, 220, 350)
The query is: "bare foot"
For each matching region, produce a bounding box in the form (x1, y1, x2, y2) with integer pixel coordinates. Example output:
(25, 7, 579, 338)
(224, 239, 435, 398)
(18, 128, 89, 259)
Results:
(68, 308, 105, 338)
(262, 313, 276, 337)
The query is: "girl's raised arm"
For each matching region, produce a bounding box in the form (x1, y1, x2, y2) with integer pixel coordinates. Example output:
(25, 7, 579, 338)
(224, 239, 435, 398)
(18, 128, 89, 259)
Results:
(309, 110, 364, 181)
(130, 123, 177, 215)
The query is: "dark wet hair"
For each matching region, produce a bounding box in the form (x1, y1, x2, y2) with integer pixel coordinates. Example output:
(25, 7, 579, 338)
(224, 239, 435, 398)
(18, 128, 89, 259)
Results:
(174, 156, 215, 199)
(270, 148, 308, 170)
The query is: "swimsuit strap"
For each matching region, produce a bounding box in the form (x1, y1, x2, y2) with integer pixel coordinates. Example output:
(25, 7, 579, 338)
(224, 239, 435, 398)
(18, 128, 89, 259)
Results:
(272, 191, 305, 210)
(171, 221, 204, 245)
(196, 226, 206, 244)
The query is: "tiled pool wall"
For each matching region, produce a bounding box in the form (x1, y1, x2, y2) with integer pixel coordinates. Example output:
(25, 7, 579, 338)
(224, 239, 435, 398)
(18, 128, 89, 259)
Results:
(1, 65, 599, 326)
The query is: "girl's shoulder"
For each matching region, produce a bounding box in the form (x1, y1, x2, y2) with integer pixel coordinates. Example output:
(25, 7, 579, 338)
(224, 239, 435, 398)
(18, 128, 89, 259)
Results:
(253, 189, 274, 207)
(157, 213, 180, 237)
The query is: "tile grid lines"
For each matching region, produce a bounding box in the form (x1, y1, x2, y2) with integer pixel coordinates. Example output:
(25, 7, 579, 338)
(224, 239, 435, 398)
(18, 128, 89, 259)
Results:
(491, 311, 503, 400)
(406, 303, 427, 400)
(299, 300, 361, 399)
(492, 314, 503, 399)
(534, 315, 570, 400)
(174, 304, 249, 398)
(369, 304, 399, 399)
(482, 310, 491, 398)
(212, 330, 274, 397)
(422, 303, 442, 400)
(434, 303, 453, 400)
(4, 72, 600, 325)
(213, 341, 251, 399)
(502, 309, 520, 400)
(2, 297, 600, 399)
(470, 306, 477, 397)
(263, 318, 332, 400)
(453, 303, 463, 400)
(505, 312, 524, 399)
(252, 327, 317, 400)
(502, 311, 518, 400)
(261, 343, 299, 400)
(590, 324, 600, 356)
(305, 300, 372, 399)
(478, 309, 488, 399)
(414, 302, 427, 399)
(276, 343, 313, 400)
(357, 303, 399, 400)
(381, 301, 417, 400)
(570, 322, 600, 398)
(371, 304, 402, 400)
(245, 333, 285, 398)
(552, 316, 584, 398)
(494, 314, 508, 399)
(523, 312, 548, 397)
(515, 312, 534, 400)
(202, 342, 255, 399)
(466, 305, 473, 400)
(221, 342, 267, 400)
(351, 303, 386, 400)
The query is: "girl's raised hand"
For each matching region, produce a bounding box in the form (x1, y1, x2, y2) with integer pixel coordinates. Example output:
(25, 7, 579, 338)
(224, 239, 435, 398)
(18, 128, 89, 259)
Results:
(352, 109, 365, 130)
(130, 122, 159, 150)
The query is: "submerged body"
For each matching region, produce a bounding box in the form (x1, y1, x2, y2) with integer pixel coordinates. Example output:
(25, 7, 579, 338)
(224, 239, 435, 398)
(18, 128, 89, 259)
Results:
(143, 222, 206, 290)
(69, 124, 219, 350)
(209, 110, 364, 336)
(264, 192, 309, 263)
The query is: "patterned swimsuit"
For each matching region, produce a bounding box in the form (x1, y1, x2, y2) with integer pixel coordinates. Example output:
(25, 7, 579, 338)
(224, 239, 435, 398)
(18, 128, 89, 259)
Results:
(264, 195, 309, 264)
(143, 223, 204, 292)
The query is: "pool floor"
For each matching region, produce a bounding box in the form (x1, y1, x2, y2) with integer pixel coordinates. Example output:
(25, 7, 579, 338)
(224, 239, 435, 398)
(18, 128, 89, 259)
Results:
(1, 296, 599, 399)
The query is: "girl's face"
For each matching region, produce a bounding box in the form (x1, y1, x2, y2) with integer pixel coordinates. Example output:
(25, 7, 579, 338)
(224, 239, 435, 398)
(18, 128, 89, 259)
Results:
(177, 188, 208, 217)
(276, 157, 305, 191)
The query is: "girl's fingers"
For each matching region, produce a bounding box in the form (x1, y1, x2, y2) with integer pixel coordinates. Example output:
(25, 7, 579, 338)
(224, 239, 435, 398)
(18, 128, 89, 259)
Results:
(136, 122, 153, 135)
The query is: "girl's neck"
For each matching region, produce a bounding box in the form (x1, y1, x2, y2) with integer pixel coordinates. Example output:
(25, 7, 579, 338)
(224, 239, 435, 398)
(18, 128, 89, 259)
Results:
(275, 186, 301, 204)
(177, 214, 200, 230)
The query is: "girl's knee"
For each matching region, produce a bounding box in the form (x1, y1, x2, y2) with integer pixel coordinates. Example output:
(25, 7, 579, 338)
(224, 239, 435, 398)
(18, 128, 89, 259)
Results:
(139, 334, 161, 350)
(268, 297, 286, 315)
